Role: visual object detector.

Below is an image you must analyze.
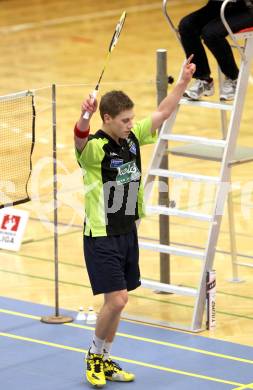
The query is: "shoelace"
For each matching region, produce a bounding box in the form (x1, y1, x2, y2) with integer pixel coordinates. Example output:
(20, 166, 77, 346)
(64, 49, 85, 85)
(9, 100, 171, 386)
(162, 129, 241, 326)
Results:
(191, 79, 204, 91)
(223, 79, 232, 88)
(88, 355, 103, 374)
(107, 360, 122, 371)
(94, 358, 103, 373)
(223, 79, 236, 91)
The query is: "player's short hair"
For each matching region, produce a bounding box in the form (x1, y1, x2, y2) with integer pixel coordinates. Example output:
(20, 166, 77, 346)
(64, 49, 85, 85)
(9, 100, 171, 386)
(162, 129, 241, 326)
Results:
(99, 90, 134, 121)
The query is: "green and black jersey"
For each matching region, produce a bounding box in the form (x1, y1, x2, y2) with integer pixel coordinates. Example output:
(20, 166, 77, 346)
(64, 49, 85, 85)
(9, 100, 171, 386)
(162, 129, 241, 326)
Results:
(76, 116, 157, 237)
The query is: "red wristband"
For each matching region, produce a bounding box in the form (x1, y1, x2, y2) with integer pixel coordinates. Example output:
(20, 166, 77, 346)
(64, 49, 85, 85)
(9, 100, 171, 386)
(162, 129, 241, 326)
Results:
(74, 123, 90, 138)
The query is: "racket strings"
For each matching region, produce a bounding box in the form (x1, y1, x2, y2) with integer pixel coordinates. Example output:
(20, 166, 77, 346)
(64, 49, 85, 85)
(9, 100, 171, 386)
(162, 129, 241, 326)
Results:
(83, 11, 127, 119)
(109, 11, 126, 53)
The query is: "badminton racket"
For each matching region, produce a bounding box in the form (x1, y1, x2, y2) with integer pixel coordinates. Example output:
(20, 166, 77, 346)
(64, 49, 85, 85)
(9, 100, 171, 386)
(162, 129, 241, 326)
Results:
(83, 11, 127, 119)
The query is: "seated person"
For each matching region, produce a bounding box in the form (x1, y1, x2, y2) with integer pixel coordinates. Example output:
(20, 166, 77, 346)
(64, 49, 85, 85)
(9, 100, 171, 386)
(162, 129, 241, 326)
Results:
(178, 0, 253, 100)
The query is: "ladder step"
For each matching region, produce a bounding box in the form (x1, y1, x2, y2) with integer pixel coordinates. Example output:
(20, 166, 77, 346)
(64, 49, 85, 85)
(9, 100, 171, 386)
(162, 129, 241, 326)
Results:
(234, 261, 253, 268)
(180, 98, 233, 111)
(139, 241, 205, 259)
(141, 278, 198, 297)
(149, 168, 220, 183)
(146, 205, 213, 222)
(161, 134, 227, 148)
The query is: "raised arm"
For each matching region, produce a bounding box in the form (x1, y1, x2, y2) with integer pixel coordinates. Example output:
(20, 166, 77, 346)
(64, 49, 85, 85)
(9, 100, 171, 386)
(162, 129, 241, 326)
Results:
(151, 55, 196, 133)
(74, 96, 98, 152)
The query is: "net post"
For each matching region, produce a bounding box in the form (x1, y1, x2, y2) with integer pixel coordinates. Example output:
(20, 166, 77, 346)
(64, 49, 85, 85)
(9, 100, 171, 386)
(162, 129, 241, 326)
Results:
(156, 49, 171, 286)
(41, 84, 73, 324)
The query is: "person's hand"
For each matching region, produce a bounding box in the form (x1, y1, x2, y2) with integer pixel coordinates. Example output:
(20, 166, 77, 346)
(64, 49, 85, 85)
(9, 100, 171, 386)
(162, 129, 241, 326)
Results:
(81, 94, 98, 116)
(181, 54, 196, 83)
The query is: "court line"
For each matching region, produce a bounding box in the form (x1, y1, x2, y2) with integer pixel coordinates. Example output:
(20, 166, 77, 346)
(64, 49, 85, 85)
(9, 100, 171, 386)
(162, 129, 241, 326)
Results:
(3, 214, 253, 265)
(1, 268, 253, 322)
(19, 228, 81, 244)
(232, 384, 253, 390)
(28, 214, 253, 241)
(2, 235, 253, 303)
(0, 331, 244, 387)
(2, 250, 253, 303)
(0, 252, 84, 269)
(1, 307, 253, 366)
(0, 0, 195, 34)
(0, 0, 252, 360)
(21, 208, 253, 242)
(1, 245, 253, 304)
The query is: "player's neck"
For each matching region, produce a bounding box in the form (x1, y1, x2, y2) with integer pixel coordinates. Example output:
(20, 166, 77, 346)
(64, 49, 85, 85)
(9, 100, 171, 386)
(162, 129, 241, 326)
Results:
(102, 126, 120, 144)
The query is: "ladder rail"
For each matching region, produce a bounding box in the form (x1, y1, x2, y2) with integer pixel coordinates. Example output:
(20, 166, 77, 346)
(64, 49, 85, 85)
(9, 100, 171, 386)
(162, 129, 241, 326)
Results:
(217, 65, 240, 281)
(162, 0, 183, 48)
(142, 4, 253, 331)
(192, 36, 253, 330)
(220, 0, 246, 61)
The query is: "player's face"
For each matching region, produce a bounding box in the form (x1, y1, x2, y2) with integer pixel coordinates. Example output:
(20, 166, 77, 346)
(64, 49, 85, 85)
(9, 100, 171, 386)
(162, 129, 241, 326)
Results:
(104, 109, 135, 141)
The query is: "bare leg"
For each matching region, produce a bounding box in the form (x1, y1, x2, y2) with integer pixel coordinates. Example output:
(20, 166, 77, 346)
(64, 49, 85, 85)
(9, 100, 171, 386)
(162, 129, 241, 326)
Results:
(87, 289, 135, 383)
(95, 289, 128, 342)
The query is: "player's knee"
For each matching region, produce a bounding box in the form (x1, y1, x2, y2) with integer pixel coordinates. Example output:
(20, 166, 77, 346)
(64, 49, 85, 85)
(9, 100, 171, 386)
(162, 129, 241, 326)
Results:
(178, 15, 195, 37)
(201, 26, 219, 46)
(110, 292, 128, 313)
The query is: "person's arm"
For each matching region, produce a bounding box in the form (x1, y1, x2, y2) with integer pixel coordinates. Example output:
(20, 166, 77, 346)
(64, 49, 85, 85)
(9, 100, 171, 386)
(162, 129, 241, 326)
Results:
(150, 55, 196, 133)
(74, 96, 98, 152)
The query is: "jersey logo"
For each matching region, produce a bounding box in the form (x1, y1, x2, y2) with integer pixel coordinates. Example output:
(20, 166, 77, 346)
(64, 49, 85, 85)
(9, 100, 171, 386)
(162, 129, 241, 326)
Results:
(127, 139, 137, 155)
(110, 152, 118, 157)
(116, 160, 141, 185)
(110, 159, 123, 168)
(129, 144, 137, 154)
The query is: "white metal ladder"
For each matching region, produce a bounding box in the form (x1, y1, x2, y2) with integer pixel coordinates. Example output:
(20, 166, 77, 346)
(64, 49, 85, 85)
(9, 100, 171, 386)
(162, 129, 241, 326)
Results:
(138, 0, 253, 331)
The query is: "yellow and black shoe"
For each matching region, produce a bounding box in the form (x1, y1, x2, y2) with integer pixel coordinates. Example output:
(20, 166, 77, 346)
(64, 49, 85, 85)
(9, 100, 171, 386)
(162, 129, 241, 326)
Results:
(103, 358, 135, 382)
(86, 350, 106, 388)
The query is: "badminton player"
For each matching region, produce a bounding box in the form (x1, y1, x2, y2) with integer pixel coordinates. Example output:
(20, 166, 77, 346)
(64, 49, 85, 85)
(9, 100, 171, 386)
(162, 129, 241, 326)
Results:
(74, 57, 195, 387)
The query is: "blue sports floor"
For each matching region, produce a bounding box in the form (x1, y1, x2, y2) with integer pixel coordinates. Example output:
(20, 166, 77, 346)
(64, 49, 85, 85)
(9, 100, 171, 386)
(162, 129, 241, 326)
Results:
(1, 297, 253, 390)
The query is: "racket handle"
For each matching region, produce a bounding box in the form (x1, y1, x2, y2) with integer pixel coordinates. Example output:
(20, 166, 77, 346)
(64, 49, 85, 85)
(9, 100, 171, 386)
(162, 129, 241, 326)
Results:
(83, 89, 98, 120)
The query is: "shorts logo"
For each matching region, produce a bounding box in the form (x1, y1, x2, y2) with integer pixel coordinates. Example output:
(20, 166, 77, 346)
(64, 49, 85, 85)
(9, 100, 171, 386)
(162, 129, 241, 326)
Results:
(110, 159, 123, 168)
(116, 160, 141, 185)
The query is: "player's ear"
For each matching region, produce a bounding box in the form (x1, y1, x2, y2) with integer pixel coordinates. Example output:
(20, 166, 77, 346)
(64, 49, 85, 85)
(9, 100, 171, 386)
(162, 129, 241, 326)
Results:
(103, 113, 111, 123)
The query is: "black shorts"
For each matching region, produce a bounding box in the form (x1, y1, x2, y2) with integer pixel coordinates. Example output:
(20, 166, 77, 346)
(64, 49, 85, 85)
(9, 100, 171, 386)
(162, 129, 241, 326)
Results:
(83, 225, 141, 295)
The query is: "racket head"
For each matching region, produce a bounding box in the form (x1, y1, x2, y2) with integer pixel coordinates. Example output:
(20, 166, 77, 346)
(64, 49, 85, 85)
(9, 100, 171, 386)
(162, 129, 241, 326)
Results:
(109, 11, 127, 53)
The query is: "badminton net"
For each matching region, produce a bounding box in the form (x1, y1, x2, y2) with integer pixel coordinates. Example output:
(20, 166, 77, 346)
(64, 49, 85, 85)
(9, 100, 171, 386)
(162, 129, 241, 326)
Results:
(0, 90, 35, 208)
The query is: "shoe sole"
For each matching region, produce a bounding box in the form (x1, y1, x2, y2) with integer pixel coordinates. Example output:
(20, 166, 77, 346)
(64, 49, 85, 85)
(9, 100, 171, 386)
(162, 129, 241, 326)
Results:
(86, 376, 106, 388)
(105, 377, 135, 382)
(105, 373, 135, 382)
(220, 96, 234, 101)
(87, 382, 105, 388)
